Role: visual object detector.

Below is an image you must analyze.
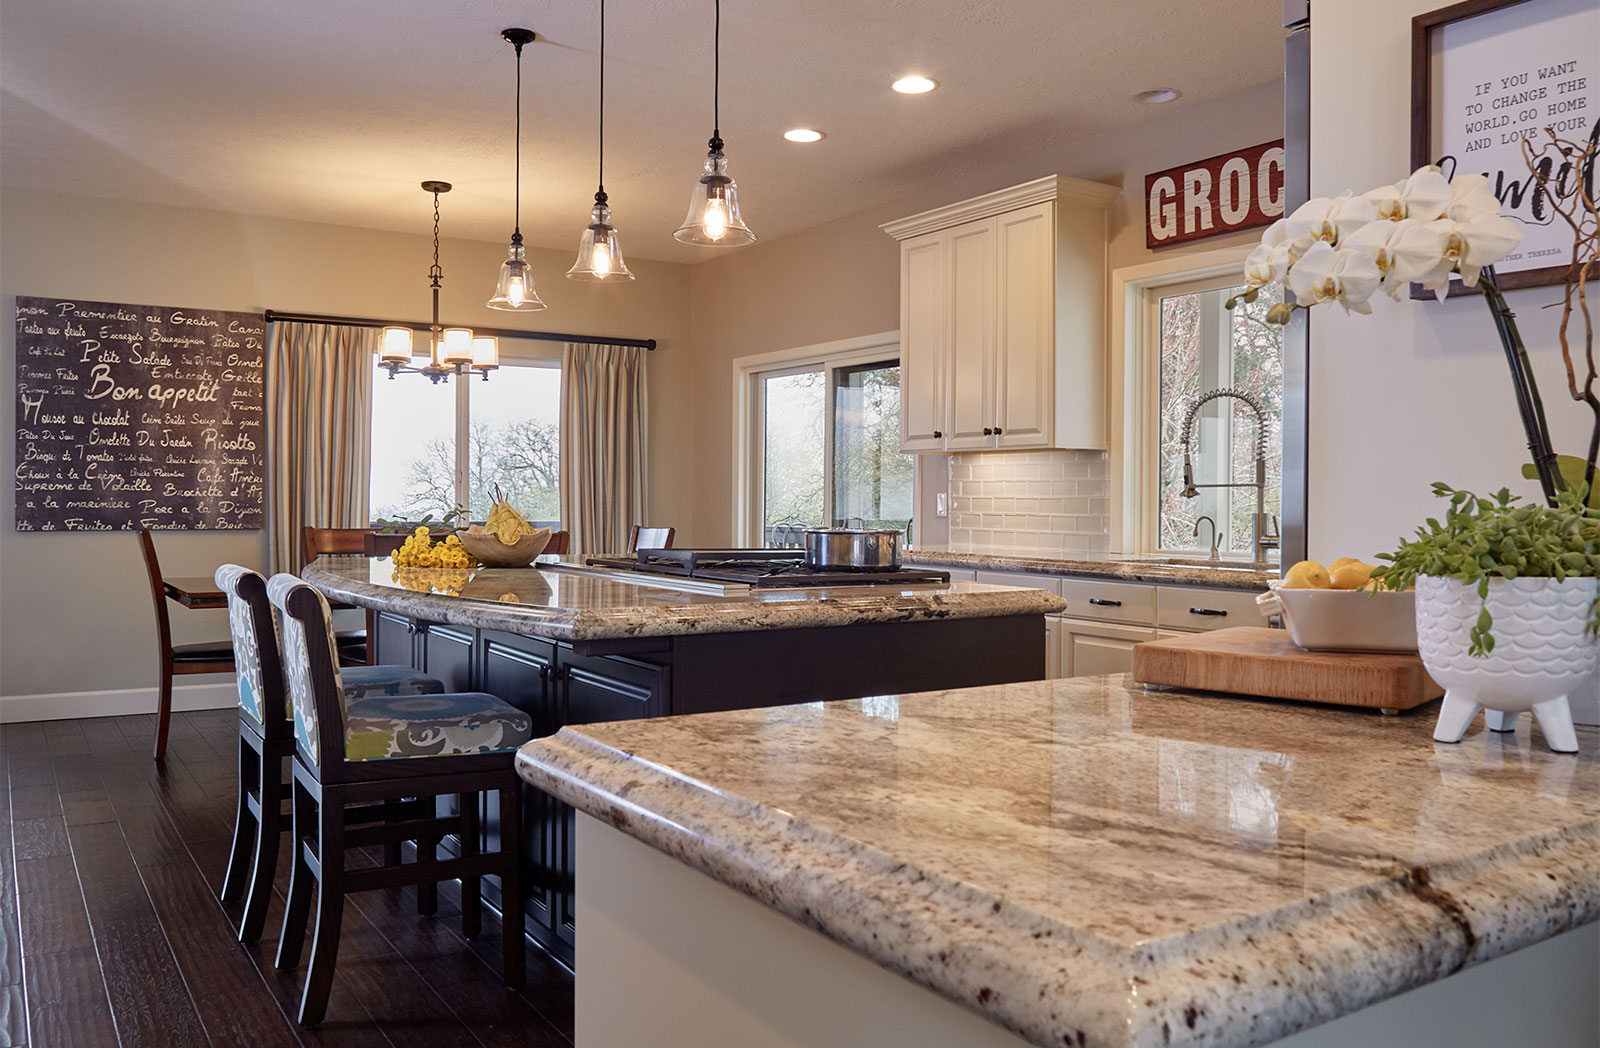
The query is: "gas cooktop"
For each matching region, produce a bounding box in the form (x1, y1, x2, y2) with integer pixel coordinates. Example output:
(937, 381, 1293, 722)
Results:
(585, 549, 951, 588)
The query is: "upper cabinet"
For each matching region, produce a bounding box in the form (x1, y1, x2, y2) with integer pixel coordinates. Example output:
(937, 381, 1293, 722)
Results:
(882, 176, 1119, 453)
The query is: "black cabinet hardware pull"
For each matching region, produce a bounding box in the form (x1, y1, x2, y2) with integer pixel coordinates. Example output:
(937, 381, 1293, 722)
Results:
(1088, 598, 1121, 607)
(994, 426, 1002, 435)
(933, 430, 943, 439)
(983, 427, 993, 435)
(1189, 607, 1227, 616)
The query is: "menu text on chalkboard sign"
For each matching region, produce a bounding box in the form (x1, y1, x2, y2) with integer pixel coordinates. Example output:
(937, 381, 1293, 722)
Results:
(14, 296, 266, 531)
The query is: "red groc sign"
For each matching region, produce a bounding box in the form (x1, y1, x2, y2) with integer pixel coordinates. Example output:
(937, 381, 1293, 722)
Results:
(1145, 140, 1286, 248)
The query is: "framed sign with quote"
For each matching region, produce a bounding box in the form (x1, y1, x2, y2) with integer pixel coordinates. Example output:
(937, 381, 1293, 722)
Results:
(1412, 0, 1600, 294)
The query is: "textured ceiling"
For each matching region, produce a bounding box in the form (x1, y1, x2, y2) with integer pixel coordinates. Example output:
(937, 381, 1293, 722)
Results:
(0, 0, 1284, 263)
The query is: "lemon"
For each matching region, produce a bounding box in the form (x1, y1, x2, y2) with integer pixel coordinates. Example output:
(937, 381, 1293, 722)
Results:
(1283, 560, 1331, 589)
(1329, 562, 1374, 590)
(1330, 557, 1361, 570)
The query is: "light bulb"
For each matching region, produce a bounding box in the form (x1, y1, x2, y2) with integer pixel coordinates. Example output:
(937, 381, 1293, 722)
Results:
(592, 240, 612, 276)
(506, 277, 525, 306)
(703, 199, 729, 240)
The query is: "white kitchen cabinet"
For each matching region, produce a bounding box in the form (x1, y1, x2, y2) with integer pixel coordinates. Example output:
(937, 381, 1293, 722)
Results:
(1045, 616, 1063, 680)
(883, 176, 1120, 454)
(1058, 616, 1157, 678)
(1154, 584, 1266, 633)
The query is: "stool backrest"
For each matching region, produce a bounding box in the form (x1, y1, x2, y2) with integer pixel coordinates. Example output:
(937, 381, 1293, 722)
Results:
(215, 565, 291, 741)
(303, 526, 369, 563)
(267, 574, 348, 770)
(628, 526, 675, 552)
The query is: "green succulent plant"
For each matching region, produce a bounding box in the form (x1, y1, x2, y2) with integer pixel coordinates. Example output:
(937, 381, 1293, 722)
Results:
(1371, 482, 1600, 656)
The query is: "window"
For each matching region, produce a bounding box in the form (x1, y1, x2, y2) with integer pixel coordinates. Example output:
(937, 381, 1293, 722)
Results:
(735, 334, 913, 548)
(1153, 278, 1282, 557)
(370, 353, 561, 526)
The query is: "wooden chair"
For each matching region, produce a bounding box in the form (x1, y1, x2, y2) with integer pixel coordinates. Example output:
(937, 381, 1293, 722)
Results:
(267, 573, 529, 1025)
(214, 565, 447, 944)
(301, 526, 372, 666)
(139, 528, 236, 761)
(546, 530, 570, 555)
(628, 525, 676, 552)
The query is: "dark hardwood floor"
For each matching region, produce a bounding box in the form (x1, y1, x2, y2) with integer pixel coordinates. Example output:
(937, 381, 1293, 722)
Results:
(0, 709, 574, 1048)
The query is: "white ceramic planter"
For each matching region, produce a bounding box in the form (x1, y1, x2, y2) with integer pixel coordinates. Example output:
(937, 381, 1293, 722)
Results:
(1415, 575, 1598, 753)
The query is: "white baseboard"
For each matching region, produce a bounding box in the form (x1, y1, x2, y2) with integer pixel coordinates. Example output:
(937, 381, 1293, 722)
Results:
(0, 681, 238, 723)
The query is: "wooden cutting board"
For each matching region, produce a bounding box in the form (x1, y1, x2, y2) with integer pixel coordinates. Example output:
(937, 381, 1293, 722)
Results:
(1131, 627, 1442, 711)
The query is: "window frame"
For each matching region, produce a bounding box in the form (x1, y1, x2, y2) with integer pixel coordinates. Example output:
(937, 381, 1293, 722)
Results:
(369, 340, 561, 526)
(730, 331, 907, 547)
(1109, 248, 1270, 557)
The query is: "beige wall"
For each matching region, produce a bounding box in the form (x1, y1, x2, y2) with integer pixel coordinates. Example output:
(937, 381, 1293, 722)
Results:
(685, 80, 1286, 545)
(1, 187, 693, 699)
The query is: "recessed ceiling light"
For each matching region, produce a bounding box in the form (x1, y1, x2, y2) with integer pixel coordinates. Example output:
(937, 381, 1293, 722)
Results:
(892, 76, 938, 95)
(1133, 88, 1181, 104)
(783, 128, 825, 143)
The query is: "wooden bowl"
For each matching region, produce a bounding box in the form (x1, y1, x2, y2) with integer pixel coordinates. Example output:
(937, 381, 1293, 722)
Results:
(458, 526, 553, 568)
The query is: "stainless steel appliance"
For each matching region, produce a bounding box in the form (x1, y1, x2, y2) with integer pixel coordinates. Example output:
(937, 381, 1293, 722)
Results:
(584, 548, 948, 588)
(802, 528, 902, 571)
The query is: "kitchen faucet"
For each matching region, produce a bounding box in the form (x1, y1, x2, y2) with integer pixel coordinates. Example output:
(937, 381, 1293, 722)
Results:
(1192, 515, 1220, 562)
(1179, 388, 1278, 569)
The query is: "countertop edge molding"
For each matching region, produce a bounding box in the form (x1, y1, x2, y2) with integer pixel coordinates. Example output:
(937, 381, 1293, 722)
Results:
(302, 558, 1067, 643)
(903, 551, 1275, 591)
(516, 725, 1600, 1048)
(879, 174, 1121, 241)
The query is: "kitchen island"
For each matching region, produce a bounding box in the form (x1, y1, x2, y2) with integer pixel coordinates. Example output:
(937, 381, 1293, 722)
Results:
(302, 553, 1066, 964)
(517, 676, 1599, 1048)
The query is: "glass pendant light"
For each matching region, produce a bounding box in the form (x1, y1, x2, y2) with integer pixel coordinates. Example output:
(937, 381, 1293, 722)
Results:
(568, 0, 634, 281)
(488, 28, 547, 310)
(673, 0, 756, 245)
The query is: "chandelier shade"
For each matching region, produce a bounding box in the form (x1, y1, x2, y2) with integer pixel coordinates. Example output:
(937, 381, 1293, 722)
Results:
(673, 0, 756, 246)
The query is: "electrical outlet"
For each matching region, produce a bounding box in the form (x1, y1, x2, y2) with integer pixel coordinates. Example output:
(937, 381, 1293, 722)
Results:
(936, 493, 948, 517)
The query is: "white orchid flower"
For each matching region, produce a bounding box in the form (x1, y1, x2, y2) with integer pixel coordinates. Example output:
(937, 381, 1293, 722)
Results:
(1243, 219, 1311, 288)
(1341, 217, 1450, 297)
(1362, 166, 1451, 222)
(1283, 194, 1377, 246)
(1287, 241, 1382, 315)
(1410, 211, 1523, 298)
(1445, 172, 1503, 221)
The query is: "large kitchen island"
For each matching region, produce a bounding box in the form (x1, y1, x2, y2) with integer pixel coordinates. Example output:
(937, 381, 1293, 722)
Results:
(517, 676, 1599, 1048)
(303, 553, 1067, 964)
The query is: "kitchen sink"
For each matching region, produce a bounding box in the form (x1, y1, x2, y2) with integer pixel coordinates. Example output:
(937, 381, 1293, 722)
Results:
(1136, 557, 1271, 571)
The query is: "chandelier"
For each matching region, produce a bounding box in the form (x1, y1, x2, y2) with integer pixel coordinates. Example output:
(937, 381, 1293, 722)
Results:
(379, 181, 498, 383)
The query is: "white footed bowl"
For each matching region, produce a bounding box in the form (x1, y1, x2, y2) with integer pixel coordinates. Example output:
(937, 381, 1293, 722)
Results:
(1416, 575, 1597, 752)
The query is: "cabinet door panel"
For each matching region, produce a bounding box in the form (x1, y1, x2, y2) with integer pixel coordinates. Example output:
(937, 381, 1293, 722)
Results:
(1059, 617, 1156, 677)
(371, 611, 418, 668)
(480, 634, 559, 931)
(419, 622, 475, 692)
(1045, 616, 1064, 680)
(900, 234, 948, 451)
(996, 202, 1055, 448)
(945, 219, 997, 450)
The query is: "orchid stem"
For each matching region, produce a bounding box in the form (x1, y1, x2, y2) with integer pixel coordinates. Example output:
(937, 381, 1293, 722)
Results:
(1480, 266, 1562, 505)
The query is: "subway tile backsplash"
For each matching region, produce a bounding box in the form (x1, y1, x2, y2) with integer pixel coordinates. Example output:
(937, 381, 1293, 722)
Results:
(946, 449, 1110, 556)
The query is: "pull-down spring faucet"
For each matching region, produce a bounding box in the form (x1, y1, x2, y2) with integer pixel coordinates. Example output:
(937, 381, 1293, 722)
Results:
(1179, 388, 1278, 569)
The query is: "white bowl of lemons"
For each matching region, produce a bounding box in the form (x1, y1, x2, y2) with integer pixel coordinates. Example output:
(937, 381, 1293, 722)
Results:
(1255, 558, 1419, 653)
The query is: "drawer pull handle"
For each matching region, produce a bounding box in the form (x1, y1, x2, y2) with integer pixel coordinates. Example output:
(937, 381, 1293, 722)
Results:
(1189, 607, 1227, 617)
(1088, 598, 1121, 607)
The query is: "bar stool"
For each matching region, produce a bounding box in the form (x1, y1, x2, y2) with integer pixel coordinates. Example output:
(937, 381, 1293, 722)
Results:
(628, 525, 676, 552)
(267, 573, 530, 1026)
(302, 526, 374, 665)
(214, 565, 449, 944)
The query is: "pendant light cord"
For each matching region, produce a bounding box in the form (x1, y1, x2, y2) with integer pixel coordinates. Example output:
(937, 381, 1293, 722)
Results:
(514, 40, 523, 236)
(712, 0, 721, 147)
(597, 0, 606, 201)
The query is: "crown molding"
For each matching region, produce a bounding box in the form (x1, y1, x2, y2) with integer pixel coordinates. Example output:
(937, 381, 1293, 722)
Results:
(880, 175, 1122, 240)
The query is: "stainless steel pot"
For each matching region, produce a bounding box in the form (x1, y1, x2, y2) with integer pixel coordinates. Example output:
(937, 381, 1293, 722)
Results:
(803, 528, 902, 571)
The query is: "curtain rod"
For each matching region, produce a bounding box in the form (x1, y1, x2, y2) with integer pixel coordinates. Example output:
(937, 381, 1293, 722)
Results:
(261, 309, 657, 350)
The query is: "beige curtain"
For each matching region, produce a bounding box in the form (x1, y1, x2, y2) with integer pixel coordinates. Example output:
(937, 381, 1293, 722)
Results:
(266, 322, 377, 573)
(560, 342, 648, 556)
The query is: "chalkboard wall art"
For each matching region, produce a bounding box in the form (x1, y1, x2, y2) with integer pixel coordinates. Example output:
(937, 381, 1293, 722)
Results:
(14, 296, 266, 531)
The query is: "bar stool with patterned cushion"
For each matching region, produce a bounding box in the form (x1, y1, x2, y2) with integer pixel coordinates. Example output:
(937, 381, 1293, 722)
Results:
(213, 565, 447, 944)
(266, 573, 530, 1026)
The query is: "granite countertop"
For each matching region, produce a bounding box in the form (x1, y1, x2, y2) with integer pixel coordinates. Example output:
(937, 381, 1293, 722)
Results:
(904, 550, 1276, 591)
(302, 554, 1066, 644)
(517, 677, 1599, 1048)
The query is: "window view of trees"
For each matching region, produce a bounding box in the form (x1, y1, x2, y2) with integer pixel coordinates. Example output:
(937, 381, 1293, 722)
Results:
(760, 361, 912, 548)
(370, 361, 561, 526)
(1158, 283, 1283, 554)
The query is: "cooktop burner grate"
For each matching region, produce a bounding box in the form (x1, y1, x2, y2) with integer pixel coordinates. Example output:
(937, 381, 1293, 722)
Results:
(585, 549, 950, 588)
